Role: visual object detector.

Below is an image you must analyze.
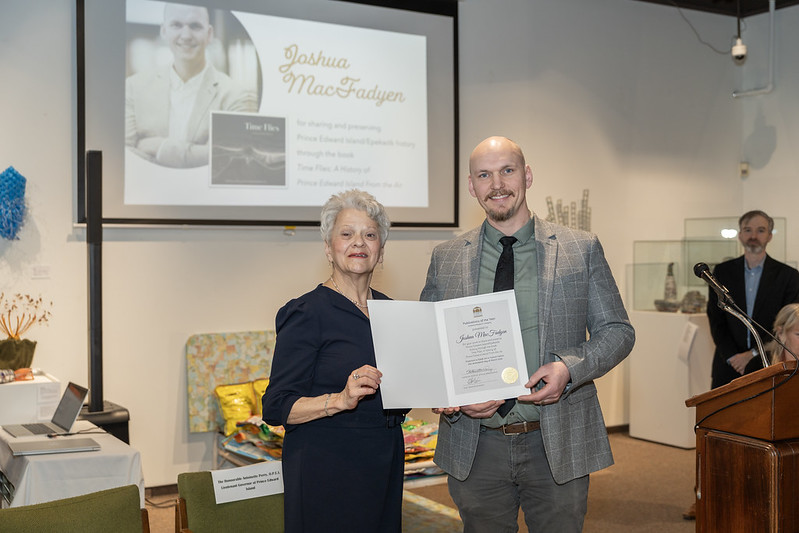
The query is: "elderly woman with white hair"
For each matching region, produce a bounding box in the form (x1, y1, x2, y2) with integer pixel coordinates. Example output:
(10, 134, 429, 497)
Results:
(262, 189, 408, 533)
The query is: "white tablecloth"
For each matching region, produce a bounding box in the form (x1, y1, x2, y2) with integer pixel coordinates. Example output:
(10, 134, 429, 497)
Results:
(0, 420, 144, 508)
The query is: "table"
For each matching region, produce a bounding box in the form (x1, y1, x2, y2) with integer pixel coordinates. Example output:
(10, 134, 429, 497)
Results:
(0, 420, 144, 508)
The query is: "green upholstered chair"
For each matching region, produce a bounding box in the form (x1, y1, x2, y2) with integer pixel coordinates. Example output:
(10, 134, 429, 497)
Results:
(175, 471, 284, 533)
(0, 484, 148, 533)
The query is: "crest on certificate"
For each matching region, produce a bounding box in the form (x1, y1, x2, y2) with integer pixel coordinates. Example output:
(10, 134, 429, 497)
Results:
(472, 306, 483, 318)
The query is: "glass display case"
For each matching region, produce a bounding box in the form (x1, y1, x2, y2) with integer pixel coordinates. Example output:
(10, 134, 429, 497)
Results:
(632, 239, 738, 312)
(633, 217, 788, 312)
(684, 216, 787, 262)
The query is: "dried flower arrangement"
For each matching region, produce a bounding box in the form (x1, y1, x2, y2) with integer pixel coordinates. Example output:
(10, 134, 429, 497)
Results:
(0, 293, 52, 340)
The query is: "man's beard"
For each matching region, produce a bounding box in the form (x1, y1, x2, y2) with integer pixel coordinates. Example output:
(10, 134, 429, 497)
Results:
(484, 191, 517, 222)
(744, 242, 765, 254)
(486, 205, 519, 222)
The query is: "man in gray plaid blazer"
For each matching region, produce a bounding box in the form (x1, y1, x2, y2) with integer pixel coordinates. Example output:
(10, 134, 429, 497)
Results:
(420, 136, 634, 532)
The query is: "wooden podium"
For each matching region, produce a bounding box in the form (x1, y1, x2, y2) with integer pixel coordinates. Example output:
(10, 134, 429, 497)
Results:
(685, 361, 799, 532)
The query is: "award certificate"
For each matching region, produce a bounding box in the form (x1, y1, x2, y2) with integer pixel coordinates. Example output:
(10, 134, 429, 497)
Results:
(368, 290, 529, 408)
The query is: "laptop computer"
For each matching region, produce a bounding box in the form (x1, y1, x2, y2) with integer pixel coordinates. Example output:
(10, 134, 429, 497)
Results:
(7, 437, 100, 456)
(2, 382, 89, 438)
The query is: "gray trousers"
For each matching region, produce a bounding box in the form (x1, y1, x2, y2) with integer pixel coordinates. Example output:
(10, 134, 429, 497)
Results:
(448, 426, 589, 532)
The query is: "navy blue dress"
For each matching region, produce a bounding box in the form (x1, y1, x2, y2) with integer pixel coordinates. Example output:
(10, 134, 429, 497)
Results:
(262, 285, 407, 533)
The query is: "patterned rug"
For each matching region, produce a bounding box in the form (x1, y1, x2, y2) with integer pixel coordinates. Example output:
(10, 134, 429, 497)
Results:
(402, 490, 462, 532)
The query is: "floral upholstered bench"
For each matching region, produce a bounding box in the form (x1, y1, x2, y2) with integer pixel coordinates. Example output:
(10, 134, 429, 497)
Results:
(185, 330, 281, 467)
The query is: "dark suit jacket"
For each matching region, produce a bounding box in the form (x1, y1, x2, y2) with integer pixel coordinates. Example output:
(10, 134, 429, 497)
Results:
(708, 255, 799, 388)
(420, 216, 635, 484)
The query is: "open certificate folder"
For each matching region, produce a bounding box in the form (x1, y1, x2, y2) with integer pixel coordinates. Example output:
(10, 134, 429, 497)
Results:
(368, 290, 530, 409)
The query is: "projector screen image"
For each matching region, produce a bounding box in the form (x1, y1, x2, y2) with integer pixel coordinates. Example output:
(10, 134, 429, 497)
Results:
(81, 0, 458, 226)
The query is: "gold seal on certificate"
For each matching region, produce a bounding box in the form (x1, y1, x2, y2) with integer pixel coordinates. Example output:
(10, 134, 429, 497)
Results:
(501, 367, 519, 384)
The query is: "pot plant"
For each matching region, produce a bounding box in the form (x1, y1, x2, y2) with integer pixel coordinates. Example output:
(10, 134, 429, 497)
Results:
(0, 293, 52, 370)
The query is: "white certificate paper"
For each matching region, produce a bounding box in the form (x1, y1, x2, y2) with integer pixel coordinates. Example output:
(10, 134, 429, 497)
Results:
(368, 290, 530, 408)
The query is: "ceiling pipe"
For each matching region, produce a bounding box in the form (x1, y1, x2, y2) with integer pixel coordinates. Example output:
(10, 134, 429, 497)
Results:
(733, 0, 775, 98)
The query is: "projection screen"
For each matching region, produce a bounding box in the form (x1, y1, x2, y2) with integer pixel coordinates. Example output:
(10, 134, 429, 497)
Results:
(78, 0, 458, 227)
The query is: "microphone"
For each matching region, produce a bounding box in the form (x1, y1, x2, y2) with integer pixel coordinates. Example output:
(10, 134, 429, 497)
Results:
(693, 262, 734, 305)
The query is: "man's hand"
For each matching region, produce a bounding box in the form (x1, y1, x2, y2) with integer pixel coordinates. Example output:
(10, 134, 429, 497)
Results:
(518, 361, 571, 405)
(728, 350, 755, 375)
(432, 406, 460, 416)
(461, 400, 505, 418)
(441, 400, 504, 419)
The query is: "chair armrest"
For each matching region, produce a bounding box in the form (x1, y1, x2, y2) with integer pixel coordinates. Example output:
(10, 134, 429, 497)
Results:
(141, 509, 150, 533)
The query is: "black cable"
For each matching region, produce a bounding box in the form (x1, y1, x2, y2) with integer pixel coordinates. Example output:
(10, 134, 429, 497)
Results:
(144, 495, 177, 509)
(45, 430, 107, 438)
(693, 362, 798, 432)
(737, 0, 742, 38)
(667, 0, 745, 55)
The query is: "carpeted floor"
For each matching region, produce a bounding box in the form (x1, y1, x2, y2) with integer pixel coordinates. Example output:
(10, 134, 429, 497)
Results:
(401, 489, 463, 533)
(146, 432, 697, 532)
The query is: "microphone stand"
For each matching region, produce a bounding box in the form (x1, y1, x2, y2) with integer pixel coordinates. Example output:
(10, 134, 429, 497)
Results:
(696, 261, 798, 368)
(716, 299, 769, 368)
(693, 263, 799, 431)
(697, 261, 796, 368)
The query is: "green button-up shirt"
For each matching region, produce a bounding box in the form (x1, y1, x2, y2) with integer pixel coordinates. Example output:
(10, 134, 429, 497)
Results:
(478, 218, 541, 425)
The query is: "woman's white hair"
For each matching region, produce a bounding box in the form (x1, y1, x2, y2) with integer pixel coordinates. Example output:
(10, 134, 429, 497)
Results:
(320, 189, 390, 245)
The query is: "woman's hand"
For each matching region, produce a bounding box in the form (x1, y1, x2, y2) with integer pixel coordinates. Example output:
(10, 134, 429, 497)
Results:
(286, 365, 382, 424)
(338, 365, 382, 410)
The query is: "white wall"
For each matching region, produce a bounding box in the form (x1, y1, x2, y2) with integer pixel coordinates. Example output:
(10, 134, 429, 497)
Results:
(739, 4, 799, 260)
(457, 0, 743, 426)
(0, 0, 757, 486)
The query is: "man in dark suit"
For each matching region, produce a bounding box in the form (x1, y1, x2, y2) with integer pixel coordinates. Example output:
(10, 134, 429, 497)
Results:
(420, 136, 635, 532)
(685, 209, 799, 521)
(708, 210, 799, 388)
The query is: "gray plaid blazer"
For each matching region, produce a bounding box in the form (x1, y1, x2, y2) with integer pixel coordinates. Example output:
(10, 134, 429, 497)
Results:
(420, 215, 635, 484)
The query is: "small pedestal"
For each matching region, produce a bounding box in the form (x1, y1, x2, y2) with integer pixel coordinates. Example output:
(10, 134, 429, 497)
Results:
(629, 311, 714, 448)
(79, 400, 130, 444)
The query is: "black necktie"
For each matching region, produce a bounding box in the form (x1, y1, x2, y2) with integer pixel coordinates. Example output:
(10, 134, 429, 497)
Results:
(493, 236, 517, 292)
(494, 236, 517, 418)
